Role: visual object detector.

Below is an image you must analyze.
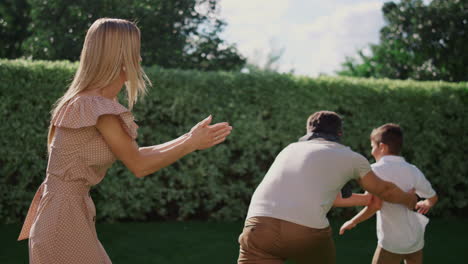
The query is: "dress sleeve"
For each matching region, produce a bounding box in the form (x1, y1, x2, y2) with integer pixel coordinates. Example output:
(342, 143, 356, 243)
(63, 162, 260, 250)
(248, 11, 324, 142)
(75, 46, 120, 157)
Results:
(52, 96, 138, 139)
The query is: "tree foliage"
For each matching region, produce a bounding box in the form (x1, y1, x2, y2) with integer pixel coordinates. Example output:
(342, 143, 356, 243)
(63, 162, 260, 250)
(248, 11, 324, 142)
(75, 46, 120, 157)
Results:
(339, 0, 468, 82)
(0, 0, 31, 59)
(1, 0, 245, 71)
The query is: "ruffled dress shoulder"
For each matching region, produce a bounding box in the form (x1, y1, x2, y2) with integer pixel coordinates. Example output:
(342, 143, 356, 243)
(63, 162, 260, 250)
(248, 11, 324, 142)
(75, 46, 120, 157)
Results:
(47, 94, 138, 185)
(52, 94, 138, 139)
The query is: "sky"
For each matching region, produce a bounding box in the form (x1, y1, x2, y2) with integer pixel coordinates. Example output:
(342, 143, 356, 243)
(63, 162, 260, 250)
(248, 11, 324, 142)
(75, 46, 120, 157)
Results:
(219, 0, 389, 76)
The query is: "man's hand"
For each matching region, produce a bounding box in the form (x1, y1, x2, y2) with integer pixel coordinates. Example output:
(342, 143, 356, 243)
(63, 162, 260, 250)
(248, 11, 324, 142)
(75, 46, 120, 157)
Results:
(415, 195, 438, 214)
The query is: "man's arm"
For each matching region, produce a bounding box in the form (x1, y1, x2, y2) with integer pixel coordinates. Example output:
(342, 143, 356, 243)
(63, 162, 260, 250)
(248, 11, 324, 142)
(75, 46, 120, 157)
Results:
(357, 170, 417, 209)
(333, 192, 371, 207)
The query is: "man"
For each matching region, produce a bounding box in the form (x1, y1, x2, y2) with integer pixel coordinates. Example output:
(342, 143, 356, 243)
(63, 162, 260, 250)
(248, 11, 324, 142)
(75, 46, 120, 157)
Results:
(237, 111, 417, 264)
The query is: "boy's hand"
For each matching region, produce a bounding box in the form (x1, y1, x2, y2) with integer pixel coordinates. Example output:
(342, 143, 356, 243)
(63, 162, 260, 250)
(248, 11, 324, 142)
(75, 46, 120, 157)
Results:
(415, 200, 433, 214)
(339, 220, 356, 235)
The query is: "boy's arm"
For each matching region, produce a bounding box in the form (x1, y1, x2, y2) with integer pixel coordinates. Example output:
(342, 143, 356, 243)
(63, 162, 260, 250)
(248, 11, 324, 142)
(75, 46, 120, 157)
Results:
(415, 194, 438, 214)
(339, 195, 382, 235)
(333, 192, 372, 207)
(414, 168, 438, 214)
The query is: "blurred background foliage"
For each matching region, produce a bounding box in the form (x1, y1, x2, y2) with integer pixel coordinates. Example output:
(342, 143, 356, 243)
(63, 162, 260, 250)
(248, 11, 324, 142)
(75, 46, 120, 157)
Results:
(0, 0, 245, 71)
(1, 60, 466, 223)
(0, 0, 467, 224)
(2, 0, 468, 79)
(339, 0, 468, 82)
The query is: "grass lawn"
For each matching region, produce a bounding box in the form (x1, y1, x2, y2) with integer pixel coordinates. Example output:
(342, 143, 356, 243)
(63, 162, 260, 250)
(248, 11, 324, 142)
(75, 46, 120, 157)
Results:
(1, 218, 466, 263)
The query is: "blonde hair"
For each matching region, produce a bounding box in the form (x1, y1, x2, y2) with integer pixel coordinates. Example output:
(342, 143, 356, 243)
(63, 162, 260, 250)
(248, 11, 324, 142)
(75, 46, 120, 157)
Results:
(48, 18, 151, 150)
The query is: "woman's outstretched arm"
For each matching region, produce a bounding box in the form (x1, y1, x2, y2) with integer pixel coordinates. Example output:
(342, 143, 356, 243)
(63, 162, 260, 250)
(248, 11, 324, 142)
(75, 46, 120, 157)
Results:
(139, 133, 190, 153)
(96, 115, 232, 178)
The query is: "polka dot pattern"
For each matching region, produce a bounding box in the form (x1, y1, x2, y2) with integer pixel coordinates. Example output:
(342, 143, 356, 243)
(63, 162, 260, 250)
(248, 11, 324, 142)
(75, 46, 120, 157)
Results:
(18, 94, 138, 264)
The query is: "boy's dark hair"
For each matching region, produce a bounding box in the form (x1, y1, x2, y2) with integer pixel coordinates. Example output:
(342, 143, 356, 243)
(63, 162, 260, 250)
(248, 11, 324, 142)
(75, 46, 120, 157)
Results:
(307, 111, 342, 137)
(370, 123, 403, 155)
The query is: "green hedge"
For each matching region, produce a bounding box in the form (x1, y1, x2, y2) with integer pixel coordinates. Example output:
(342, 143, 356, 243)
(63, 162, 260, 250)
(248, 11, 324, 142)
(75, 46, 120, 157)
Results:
(1, 59, 467, 224)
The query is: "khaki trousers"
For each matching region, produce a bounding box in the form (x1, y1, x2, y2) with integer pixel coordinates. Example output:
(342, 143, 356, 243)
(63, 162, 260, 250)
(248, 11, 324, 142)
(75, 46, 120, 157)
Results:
(238, 216, 336, 264)
(372, 246, 423, 264)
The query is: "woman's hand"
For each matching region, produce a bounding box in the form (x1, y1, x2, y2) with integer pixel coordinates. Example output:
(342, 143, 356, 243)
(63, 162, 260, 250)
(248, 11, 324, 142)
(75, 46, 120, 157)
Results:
(188, 115, 232, 151)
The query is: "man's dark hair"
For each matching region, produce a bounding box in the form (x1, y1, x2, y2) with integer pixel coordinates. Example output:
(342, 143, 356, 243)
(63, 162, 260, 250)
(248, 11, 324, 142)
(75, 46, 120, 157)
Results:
(307, 111, 342, 137)
(370, 123, 403, 155)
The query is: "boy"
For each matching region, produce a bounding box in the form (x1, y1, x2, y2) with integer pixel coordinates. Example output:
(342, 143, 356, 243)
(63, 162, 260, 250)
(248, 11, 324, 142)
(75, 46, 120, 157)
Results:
(339, 123, 438, 264)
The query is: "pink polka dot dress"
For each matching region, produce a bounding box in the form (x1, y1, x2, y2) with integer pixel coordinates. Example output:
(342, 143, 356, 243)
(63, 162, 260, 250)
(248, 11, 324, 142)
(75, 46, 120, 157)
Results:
(18, 94, 138, 264)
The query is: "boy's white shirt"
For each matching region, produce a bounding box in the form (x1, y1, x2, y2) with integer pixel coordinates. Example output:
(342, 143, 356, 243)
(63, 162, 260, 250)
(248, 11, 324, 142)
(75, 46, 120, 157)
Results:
(372, 155, 436, 254)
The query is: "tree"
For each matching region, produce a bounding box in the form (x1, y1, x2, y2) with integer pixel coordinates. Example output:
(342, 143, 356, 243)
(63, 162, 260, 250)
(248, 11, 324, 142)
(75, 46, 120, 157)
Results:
(338, 0, 468, 82)
(243, 38, 291, 74)
(4, 0, 245, 71)
(0, 0, 31, 59)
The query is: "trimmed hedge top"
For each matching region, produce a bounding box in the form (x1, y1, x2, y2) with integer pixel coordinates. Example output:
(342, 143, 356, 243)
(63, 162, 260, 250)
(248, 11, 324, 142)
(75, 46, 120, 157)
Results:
(1, 59, 467, 223)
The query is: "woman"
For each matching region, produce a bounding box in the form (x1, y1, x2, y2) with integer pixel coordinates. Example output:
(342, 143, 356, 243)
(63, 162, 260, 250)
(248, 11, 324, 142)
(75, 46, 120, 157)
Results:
(18, 18, 232, 263)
